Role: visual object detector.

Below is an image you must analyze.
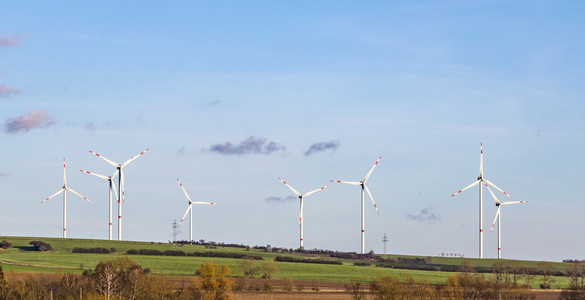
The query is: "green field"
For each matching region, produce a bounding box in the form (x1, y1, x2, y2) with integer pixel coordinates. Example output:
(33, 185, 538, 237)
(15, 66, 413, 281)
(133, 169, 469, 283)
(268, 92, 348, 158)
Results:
(0, 236, 573, 289)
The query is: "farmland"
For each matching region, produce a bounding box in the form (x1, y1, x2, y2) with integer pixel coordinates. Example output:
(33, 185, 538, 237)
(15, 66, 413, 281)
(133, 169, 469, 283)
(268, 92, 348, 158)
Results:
(0, 235, 574, 291)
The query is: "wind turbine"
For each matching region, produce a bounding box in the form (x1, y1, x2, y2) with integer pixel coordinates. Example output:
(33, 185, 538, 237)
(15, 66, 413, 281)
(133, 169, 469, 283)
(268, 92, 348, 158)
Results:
(80, 169, 119, 240)
(450, 143, 513, 259)
(41, 158, 91, 238)
(485, 183, 527, 259)
(331, 156, 381, 254)
(277, 177, 329, 250)
(88, 148, 149, 240)
(176, 178, 218, 243)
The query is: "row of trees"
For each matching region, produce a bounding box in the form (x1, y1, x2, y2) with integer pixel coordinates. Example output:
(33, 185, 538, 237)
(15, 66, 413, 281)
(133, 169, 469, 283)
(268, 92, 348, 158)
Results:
(3, 259, 585, 299)
(126, 248, 263, 260)
(346, 273, 537, 300)
(0, 258, 238, 300)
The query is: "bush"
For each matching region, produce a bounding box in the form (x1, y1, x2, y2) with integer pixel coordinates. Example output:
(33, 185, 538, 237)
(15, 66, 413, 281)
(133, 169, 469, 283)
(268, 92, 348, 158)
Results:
(194, 263, 234, 300)
(262, 279, 273, 292)
(282, 278, 294, 292)
(72, 247, 111, 254)
(126, 248, 263, 260)
(29, 241, 52, 252)
(274, 256, 342, 265)
(0, 240, 11, 249)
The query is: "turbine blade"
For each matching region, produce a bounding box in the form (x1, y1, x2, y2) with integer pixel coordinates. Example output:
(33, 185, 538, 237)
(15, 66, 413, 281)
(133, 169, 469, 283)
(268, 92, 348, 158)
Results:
(501, 201, 528, 206)
(121, 148, 150, 167)
(364, 156, 382, 182)
(177, 178, 192, 202)
(111, 169, 120, 178)
(112, 180, 119, 201)
(67, 188, 92, 203)
(278, 177, 302, 197)
(484, 183, 501, 204)
(89, 150, 120, 167)
(42, 188, 64, 204)
(303, 185, 330, 197)
(489, 206, 501, 234)
(192, 202, 219, 205)
(63, 158, 67, 186)
(483, 179, 513, 200)
(80, 169, 109, 180)
(330, 180, 361, 186)
(364, 185, 380, 215)
(121, 171, 125, 203)
(480, 143, 484, 178)
(450, 180, 480, 197)
(178, 205, 192, 227)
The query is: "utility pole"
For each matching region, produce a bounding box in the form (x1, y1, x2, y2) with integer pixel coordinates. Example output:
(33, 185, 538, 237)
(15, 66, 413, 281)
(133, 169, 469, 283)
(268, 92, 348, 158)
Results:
(382, 233, 388, 255)
(172, 219, 178, 243)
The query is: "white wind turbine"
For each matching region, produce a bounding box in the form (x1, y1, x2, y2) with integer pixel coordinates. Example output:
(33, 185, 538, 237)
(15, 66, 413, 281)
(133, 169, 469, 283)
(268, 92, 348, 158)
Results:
(485, 183, 527, 259)
(176, 178, 219, 243)
(277, 177, 329, 250)
(450, 143, 513, 259)
(41, 158, 91, 238)
(331, 156, 381, 254)
(80, 169, 119, 240)
(88, 148, 149, 240)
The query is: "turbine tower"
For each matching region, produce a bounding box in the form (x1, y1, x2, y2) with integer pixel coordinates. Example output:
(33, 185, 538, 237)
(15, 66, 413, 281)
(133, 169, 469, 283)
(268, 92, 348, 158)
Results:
(42, 158, 91, 238)
(277, 177, 329, 250)
(451, 143, 512, 259)
(80, 169, 119, 240)
(89, 148, 149, 240)
(485, 183, 527, 259)
(331, 156, 381, 254)
(176, 178, 218, 243)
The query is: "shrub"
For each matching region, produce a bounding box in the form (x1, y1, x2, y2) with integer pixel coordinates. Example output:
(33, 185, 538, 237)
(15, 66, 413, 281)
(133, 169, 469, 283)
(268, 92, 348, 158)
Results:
(193, 263, 234, 300)
(262, 279, 273, 292)
(125, 248, 263, 260)
(274, 256, 342, 265)
(282, 277, 294, 292)
(29, 241, 52, 252)
(72, 247, 111, 254)
(0, 240, 11, 249)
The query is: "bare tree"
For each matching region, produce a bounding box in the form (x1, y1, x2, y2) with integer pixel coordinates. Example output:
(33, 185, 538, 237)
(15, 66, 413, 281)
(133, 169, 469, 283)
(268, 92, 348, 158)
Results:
(260, 261, 278, 279)
(344, 277, 366, 300)
(568, 262, 585, 289)
(537, 261, 556, 289)
(95, 264, 121, 299)
(238, 259, 258, 278)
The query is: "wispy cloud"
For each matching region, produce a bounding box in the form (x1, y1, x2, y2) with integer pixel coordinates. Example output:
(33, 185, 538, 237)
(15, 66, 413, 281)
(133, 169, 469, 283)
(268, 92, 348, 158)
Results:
(265, 195, 297, 203)
(0, 173, 9, 177)
(208, 136, 286, 155)
(204, 100, 221, 107)
(84, 122, 96, 132)
(407, 207, 441, 223)
(3, 109, 56, 134)
(0, 84, 21, 97)
(176, 147, 187, 155)
(304, 140, 340, 156)
(0, 34, 24, 48)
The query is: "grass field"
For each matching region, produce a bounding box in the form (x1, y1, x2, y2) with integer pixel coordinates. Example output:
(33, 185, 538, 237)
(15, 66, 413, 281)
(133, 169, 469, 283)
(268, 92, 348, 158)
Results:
(0, 236, 573, 289)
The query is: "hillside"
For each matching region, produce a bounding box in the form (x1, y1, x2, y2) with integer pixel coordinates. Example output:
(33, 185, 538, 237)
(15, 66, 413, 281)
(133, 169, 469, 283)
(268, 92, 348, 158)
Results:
(0, 236, 573, 289)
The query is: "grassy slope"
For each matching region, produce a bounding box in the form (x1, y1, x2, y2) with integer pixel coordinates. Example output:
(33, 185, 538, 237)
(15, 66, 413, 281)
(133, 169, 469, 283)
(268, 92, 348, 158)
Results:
(0, 236, 572, 289)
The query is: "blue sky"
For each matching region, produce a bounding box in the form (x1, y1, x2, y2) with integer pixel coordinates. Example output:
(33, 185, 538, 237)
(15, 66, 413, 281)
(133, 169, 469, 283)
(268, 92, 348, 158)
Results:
(1, 1, 584, 262)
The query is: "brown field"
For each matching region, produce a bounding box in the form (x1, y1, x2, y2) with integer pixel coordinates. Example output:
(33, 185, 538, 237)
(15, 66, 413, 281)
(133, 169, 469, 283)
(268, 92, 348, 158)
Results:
(4, 271, 563, 299)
